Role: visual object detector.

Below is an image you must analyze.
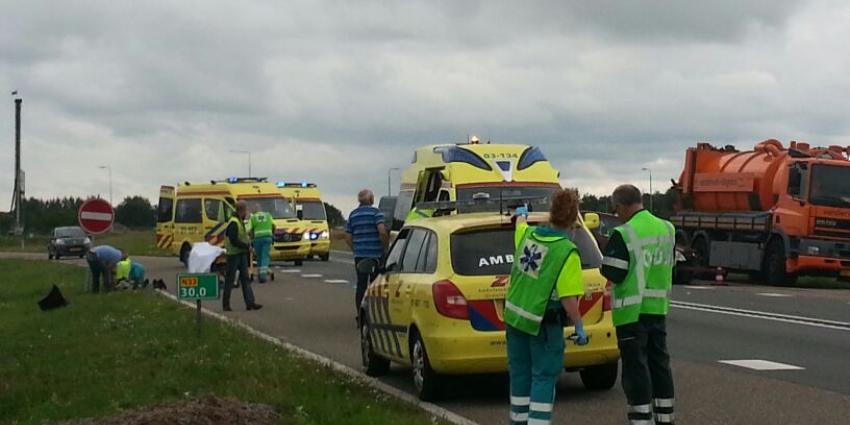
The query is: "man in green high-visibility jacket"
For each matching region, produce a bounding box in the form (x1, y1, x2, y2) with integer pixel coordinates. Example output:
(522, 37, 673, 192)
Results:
(504, 189, 588, 425)
(600, 184, 676, 425)
(223, 201, 262, 312)
(249, 204, 275, 283)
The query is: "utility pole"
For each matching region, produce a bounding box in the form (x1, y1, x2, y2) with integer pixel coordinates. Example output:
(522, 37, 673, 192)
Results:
(99, 165, 113, 205)
(387, 167, 399, 196)
(11, 96, 23, 235)
(641, 167, 654, 213)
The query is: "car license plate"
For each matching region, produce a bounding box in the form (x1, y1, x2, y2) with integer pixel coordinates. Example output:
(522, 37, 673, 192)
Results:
(69, 247, 81, 252)
(841, 269, 850, 277)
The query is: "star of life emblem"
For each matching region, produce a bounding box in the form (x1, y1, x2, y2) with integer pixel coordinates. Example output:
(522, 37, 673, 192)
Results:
(519, 240, 547, 279)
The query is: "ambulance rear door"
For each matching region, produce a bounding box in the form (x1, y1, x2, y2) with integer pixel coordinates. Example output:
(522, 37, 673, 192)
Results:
(156, 186, 175, 252)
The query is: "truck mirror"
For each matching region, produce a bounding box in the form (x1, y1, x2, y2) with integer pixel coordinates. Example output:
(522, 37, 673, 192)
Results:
(584, 212, 601, 231)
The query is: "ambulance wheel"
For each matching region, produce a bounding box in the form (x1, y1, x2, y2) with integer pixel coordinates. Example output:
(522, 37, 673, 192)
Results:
(294, 260, 303, 266)
(179, 244, 191, 265)
(579, 362, 618, 391)
(320, 253, 330, 262)
(360, 315, 390, 376)
(55, 253, 61, 260)
(411, 331, 442, 401)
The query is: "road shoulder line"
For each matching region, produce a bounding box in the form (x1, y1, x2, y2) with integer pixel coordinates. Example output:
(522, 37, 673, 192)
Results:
(156, 290, 479, 425)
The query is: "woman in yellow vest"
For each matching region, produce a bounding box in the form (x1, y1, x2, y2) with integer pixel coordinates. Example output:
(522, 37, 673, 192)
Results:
(505, 189, 589, 425)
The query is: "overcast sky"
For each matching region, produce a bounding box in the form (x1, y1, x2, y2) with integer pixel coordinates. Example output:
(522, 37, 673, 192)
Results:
(2, 0, 850, 213)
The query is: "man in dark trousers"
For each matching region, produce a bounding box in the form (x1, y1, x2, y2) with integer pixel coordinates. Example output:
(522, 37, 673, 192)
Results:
(343, 189, 389, 317)
(223, 201, 262, 312)
(600, 184, 676, 425)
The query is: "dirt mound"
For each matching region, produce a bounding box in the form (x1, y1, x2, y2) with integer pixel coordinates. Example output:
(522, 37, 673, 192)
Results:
(58, 395, 279, 425)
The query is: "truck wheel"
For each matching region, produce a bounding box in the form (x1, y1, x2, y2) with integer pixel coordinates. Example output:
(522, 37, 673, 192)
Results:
(411, 331, 442, 401)
(691, 237, 709, 268)
(320, 253, 330, 262)
(579, 362, 618, 391)
(179, 244, 191, 265)
(294, 259, 304, 266)
(360, 315, 390, 376)
(764, 239, 797, 286)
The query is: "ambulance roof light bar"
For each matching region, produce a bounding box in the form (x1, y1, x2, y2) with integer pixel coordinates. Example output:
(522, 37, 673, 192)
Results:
(276, 181, 317, 188)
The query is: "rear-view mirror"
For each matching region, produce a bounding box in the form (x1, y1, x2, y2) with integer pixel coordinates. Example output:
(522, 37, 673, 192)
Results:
(584, 212, 600, 231)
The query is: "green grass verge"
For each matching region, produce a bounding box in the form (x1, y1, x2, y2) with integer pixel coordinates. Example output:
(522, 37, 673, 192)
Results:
(0, 259, 445, 425)
(0, 230, 169, 257)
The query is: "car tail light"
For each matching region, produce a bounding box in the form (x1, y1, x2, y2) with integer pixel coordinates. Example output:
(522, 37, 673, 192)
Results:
(602, 280, 612, 312)
(432, 280, 469, 320)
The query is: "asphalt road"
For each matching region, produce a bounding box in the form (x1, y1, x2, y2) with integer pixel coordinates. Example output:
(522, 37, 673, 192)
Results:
(9, 251, 850, 424)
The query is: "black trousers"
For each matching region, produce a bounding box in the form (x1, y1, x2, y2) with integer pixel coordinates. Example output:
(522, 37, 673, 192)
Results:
(617, 314, 675, 425)
(354, 257, 378, 314)
(223, 253, 255, 308)
(86, 258, 113, 293)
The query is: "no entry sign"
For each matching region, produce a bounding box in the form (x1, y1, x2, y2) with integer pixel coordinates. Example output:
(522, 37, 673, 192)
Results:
(78, 198, 114, 234)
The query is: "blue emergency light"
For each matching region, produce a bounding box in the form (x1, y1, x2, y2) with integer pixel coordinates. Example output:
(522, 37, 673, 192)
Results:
(228, 176, 239, 183)
(301, 182, 309, 188)
(276, 181, 286, 188)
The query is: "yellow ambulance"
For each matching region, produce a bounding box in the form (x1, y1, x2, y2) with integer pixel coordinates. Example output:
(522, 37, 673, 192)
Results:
(156, 177, 310, 265)
(276, 182, 330, 261)
(389, 140, 561, 228)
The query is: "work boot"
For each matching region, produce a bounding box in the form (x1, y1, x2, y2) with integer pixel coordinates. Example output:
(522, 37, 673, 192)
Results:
(223, 305, 232, 312)
(247, 304, 263, 311)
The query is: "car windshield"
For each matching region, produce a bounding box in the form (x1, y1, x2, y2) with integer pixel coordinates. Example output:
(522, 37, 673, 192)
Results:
(451, 223, 602, 276)
(56, 227, 86, 238)
(809, 165, 850, 208)
(241, 197, 296, 219)
(299, 200, 327, 220)
(455, 185, 559, 214)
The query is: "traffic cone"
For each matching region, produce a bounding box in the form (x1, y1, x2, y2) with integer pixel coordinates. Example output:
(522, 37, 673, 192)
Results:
(714, 267, 727, 286)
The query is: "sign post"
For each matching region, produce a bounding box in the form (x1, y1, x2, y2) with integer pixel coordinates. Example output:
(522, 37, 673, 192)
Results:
(78, 198, 114, 235)
(177, 273, 220, 336)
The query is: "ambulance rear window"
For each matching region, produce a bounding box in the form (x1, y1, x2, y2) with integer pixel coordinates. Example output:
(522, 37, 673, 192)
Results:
(451, 228, 515, 276)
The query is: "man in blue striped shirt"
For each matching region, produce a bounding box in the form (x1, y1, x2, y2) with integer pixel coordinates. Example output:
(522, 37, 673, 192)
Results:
(344, 189, 389, 315)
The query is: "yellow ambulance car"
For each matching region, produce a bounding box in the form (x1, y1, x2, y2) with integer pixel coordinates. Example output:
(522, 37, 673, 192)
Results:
(389, 140, 561, 229)
(156, 177, 309, 265)
(276, 182, 331, 261)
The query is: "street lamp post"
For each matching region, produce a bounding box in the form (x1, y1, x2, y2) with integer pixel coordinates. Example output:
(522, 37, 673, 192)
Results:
(387, 167, 400, 196)
(230, 150, 252, 177)
(641, 167, 653, 213)
(98, 165, 113, 206)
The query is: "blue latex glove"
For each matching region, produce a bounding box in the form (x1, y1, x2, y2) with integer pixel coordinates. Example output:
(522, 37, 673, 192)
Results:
(514, 204, 529, 218)
(573, 321, 589, 346)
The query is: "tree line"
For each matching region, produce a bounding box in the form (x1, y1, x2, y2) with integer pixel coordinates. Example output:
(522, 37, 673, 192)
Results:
(1, 196, 348, 235)
(580, 189, 678, 219)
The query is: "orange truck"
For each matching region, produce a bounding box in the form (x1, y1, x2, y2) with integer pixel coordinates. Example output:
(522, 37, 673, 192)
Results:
(671, 139, 850, 285)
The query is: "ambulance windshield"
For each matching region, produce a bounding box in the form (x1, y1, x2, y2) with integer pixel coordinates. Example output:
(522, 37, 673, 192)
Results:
(242, 197, 296, 219)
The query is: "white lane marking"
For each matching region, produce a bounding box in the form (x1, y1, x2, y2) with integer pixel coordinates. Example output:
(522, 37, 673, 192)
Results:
(757, 292, 791, 298)
(80, 211, 113, 221)
(155, 290, 477, 425)
(719, 360, 804, 371)
(684, 285, 714, 290)
(331, 258, 355, 265)
(331, 249, 353, 256)
(279, 269, 301, 273)
(301, 274, 322, 278)
(671, 301, 850, 332)
(324, 279, 349, 284)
